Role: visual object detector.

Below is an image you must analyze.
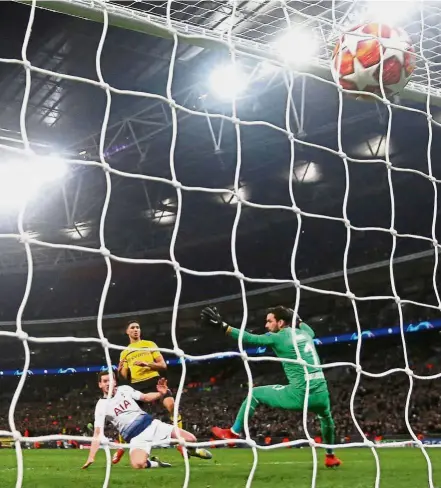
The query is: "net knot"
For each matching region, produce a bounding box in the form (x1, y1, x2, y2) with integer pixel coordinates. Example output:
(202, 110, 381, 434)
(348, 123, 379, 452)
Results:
(246, 437, 257, 448)
(293, 278, 300, 289)
(177, 436, 187, 447)
(287, 132, 295, 142)
(172, 179, 182, 190)
(429, 175, 437, 183)
(100, 82, 111, 91)
(389, 227, 398, 236)
(234, 270, 245, 281)
(230, 116, 240, 125)
(297, 358, 307, 367)
(16, 331, 28, 342)
(405, 367, 413, 377)
(100, 247, 111, 257)
(22, 60, 31, 70)
(291, 204, 301, 214)
(168, 98, 177, 109)
(343, 218, 351, 228)
(415, 439, 424, 448)
(394, 296, 401, 305)
(355, 364, 362, 374)
(100, 338, 110, 349)
(338, 151, 347, 159)
(385, 161, 392, 169)
(363, 438, 375, 448)
(101, 436, 110, 446)
(426, 113, 433, 122)
(240, 351, 248, 361)
(18, 232, 30, 244)
(432, 238, 439, 247)
(12, 430, 21, 441)
(346, 290, 355, 300)
(100, 161, 111, 172)
(174, 347, 185, 358)
(308, 438, 316, 448)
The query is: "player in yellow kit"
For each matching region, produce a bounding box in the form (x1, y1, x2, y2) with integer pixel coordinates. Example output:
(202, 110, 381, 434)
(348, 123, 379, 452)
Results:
(112, 320, 183, 465)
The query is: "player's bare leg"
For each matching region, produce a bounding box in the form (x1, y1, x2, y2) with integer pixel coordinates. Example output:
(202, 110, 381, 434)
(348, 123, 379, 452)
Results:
(112, 435, 126, 464)
(163, 395, 183, 429)
(172, 428, 212, 460)
(130, 449, 172, 469)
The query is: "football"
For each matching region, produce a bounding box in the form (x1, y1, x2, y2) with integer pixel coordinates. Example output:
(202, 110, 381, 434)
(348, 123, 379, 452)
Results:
(331, 23, 416, 99)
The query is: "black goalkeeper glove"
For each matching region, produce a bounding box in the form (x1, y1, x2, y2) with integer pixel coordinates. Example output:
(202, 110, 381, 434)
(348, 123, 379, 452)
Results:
(200, 306, 229, 332)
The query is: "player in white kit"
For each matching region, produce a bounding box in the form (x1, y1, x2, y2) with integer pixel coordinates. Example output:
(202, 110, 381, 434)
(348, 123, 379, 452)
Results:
(82, 370, 212, 470)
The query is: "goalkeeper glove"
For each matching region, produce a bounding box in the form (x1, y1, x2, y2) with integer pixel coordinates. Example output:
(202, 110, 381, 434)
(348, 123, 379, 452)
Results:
(200, 306, 229, 332)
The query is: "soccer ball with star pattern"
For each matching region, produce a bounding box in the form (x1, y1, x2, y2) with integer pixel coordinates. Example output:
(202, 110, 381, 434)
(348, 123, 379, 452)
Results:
(331, 23, 416, 99)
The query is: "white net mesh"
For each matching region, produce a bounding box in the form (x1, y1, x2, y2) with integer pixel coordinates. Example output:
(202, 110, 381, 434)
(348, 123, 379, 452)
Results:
(2, 0, 441, 487)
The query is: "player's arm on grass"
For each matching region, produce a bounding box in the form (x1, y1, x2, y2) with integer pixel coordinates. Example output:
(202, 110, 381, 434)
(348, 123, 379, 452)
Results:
(82, 402, 106, 469)
(200, 306, 276, 346)
(133, 342, 167, 372)
(82, 426, 102, 469)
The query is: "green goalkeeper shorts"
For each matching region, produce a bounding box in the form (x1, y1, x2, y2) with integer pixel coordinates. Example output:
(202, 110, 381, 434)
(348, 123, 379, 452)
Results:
(250, 384, 331, 418)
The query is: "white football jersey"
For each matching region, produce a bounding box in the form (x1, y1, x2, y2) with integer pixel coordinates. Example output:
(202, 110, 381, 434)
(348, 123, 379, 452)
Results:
(94, 385, 145, 434)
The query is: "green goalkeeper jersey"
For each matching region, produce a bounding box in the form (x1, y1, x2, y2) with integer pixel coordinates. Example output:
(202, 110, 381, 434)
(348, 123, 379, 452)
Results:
(228, 323, 327, 393)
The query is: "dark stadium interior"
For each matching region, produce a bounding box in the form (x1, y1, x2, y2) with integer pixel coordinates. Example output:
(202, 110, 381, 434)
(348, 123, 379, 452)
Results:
(1, 0, 441, 452)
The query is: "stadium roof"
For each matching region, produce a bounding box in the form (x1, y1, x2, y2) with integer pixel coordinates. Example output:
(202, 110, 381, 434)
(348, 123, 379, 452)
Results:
(0, 1, 439, 276)
(0, 1, 439, 324)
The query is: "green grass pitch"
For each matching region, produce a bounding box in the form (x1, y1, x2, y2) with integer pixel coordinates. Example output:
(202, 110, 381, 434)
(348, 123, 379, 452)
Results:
(1, 447, 441, 487)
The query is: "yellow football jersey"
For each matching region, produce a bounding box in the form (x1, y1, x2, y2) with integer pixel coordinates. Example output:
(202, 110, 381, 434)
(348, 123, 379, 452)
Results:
(119, 340, 161, 383)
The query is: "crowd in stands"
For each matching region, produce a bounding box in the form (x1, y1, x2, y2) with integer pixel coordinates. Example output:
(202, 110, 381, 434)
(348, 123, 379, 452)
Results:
(2, 331, 441, 446)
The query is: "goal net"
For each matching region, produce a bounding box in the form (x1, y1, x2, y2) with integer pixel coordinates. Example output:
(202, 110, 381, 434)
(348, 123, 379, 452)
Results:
(1, 0, 441, 487)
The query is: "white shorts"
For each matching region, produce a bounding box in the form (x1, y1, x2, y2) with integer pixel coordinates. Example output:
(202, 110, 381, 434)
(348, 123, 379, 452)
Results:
(129, 419, 174, 455)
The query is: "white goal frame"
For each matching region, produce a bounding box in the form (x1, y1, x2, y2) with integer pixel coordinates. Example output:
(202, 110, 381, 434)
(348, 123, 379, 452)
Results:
(15, 0, 441, 106)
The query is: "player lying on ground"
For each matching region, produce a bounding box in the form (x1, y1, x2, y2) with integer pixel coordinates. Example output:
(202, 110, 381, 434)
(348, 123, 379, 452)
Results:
(113, 320, 184, 464)
(200, 305, 342, 468)
(82, 371, 212, 470)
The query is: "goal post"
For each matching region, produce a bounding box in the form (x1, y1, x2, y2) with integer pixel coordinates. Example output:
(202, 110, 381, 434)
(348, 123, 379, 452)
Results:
(14, 0, 441, 107)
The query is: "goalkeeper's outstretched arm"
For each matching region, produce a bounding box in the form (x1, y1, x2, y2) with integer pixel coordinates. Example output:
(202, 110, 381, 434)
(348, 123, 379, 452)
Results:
(226, 327, 276, 346)
(200, 306, 315, 345)
(200, 306, 276, 346)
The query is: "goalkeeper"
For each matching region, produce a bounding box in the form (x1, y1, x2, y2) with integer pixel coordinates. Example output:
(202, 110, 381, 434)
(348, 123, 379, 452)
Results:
(200, 305, 341, 468)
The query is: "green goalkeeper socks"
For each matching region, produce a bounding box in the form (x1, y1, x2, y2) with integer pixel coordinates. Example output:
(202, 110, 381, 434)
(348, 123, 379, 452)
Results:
(320, 415, 335, 455)
(232, 396, 259, 434)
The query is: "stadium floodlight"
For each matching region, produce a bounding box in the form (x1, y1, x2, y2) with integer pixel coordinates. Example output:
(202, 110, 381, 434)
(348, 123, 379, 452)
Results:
(362, 0, 417, 25)
(292, 162, 322, 183)
(209, 64, 248, 100)
(0, 153, 67, 212)
(274, 30, 318, 67)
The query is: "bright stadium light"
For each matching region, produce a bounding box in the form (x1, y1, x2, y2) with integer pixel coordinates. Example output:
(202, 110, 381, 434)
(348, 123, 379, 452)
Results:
(274, 30, 318, 66)
(293, 161, 322, 183)
(209, 64, 248, 99)
(362, 0, 416, 25)
(0, 153, 67, 212)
